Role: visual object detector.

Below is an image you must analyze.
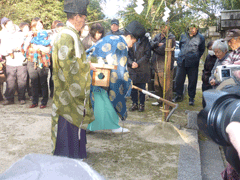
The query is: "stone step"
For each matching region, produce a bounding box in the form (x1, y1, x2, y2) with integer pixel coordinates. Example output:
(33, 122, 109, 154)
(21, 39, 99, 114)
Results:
(199, 140, 225, 180)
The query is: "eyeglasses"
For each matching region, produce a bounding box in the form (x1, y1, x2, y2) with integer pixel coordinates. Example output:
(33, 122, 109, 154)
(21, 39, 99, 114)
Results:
(214, 50, 223, 55)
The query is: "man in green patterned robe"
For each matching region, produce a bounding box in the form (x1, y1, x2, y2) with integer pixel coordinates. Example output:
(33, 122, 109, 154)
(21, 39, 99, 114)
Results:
(51, 0, 96, 159)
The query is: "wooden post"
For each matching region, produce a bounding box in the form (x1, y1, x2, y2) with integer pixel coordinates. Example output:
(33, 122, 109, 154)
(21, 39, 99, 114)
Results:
(163, 39, 173, 121)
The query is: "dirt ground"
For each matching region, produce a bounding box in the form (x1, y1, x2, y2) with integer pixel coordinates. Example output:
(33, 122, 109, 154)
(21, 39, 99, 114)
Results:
(0, 94, 203, 180)
(0, 63, 205, 179)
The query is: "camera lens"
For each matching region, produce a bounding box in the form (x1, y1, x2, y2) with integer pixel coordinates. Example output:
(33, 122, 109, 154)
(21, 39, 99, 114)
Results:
(198, 89, 240, 146)
(207, 95, 237, 146)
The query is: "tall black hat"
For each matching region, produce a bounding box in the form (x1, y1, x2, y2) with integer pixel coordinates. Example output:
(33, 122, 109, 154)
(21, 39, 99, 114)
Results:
(64, 0, 89, 16)
(125, 21, 146, 40)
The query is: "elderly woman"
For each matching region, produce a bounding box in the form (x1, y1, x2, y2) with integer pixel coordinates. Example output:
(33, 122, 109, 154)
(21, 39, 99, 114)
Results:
(82, 23, 104, 50)
(209, 39, 229, 88)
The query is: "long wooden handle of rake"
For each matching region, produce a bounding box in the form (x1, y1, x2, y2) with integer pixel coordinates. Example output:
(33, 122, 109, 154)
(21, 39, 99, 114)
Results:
(132, 85, 177, 107)
(132, 85, 178, 121)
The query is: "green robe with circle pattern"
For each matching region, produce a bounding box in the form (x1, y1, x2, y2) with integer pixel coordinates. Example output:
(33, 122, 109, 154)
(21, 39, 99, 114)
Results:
(51, 26, 94, 152)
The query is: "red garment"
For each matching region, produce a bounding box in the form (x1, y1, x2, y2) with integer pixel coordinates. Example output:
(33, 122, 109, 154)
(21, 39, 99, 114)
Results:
(21, 37, 52, 68)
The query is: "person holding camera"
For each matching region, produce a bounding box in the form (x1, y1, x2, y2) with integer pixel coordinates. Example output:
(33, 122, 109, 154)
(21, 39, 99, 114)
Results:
(210, 29, 240, 90)
(209, 39, 229, 88)
(199, 30, 240, 177)
(222, 29, 240, 66)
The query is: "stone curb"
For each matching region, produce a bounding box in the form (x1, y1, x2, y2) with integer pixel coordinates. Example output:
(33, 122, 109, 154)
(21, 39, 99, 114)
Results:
(177, 128, 202, 180)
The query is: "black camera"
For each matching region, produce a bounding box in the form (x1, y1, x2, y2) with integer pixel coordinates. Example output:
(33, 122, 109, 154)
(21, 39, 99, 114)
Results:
(198, 85, 240, 146)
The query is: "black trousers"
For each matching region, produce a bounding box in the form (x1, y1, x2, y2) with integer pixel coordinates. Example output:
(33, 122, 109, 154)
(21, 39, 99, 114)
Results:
(131, 83, 146, 105)
(174, 63, 199, 99)
(5, 65, 27, 101)
(27, 62, 48, 105)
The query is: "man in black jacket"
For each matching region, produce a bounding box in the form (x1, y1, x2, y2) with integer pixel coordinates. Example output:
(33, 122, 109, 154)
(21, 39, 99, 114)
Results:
(105, 19, 123, 36)
(173, 24, 205, 105)
(128, 33, 151, 112)
(150, 23, 176, 106)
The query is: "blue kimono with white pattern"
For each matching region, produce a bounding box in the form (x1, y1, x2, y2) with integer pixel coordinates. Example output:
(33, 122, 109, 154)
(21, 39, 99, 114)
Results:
(86, 35, 132, 120)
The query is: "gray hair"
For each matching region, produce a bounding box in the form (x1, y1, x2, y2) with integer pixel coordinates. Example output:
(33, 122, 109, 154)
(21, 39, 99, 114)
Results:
(212, 39, 228, 52)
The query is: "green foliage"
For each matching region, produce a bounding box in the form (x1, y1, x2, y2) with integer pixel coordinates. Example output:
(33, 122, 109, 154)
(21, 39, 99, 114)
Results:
(0, 0, 105, 30)
(0, 0, 66, 29)
(221, 0, 240, 10)
(86, 0, 110, 34)
(119, 0, 164, 33)
(150, 0, 164, 23)
(119, 0, 225, 40)
(119, 0, 185, 39)
(146, 0, 155, 17)
(87, 0, 105, 23)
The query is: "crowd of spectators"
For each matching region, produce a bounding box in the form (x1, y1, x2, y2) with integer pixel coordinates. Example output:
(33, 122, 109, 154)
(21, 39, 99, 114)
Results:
(0, 17, 61, 108)
(1, 13, 240, 179)
(0, 17, 104, 109)
(1, 16, 240, 111)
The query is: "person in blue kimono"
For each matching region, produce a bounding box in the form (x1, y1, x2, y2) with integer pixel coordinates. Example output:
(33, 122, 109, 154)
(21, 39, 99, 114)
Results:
(87, 21, 146, 133)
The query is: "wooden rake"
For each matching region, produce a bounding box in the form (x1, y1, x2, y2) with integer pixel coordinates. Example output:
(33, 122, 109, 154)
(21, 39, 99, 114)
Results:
(132, 85, 178, 121)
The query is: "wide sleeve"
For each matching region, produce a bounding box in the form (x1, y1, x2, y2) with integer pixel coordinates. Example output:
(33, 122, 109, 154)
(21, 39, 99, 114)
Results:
(52, 32, 93, 128)
(53, 32, 91, 96)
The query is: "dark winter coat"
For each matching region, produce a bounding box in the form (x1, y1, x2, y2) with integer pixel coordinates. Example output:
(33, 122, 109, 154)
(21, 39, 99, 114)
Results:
(177, 31, 205, 67)
(150, 33, 176, 72)
(202, 54, 217, 86)
(127, 36, 151, 83)
(82, 34, 98, 50)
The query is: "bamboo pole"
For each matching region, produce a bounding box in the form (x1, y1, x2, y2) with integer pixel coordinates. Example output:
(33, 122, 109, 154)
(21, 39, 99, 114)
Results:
(163, 39, 173, 121)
